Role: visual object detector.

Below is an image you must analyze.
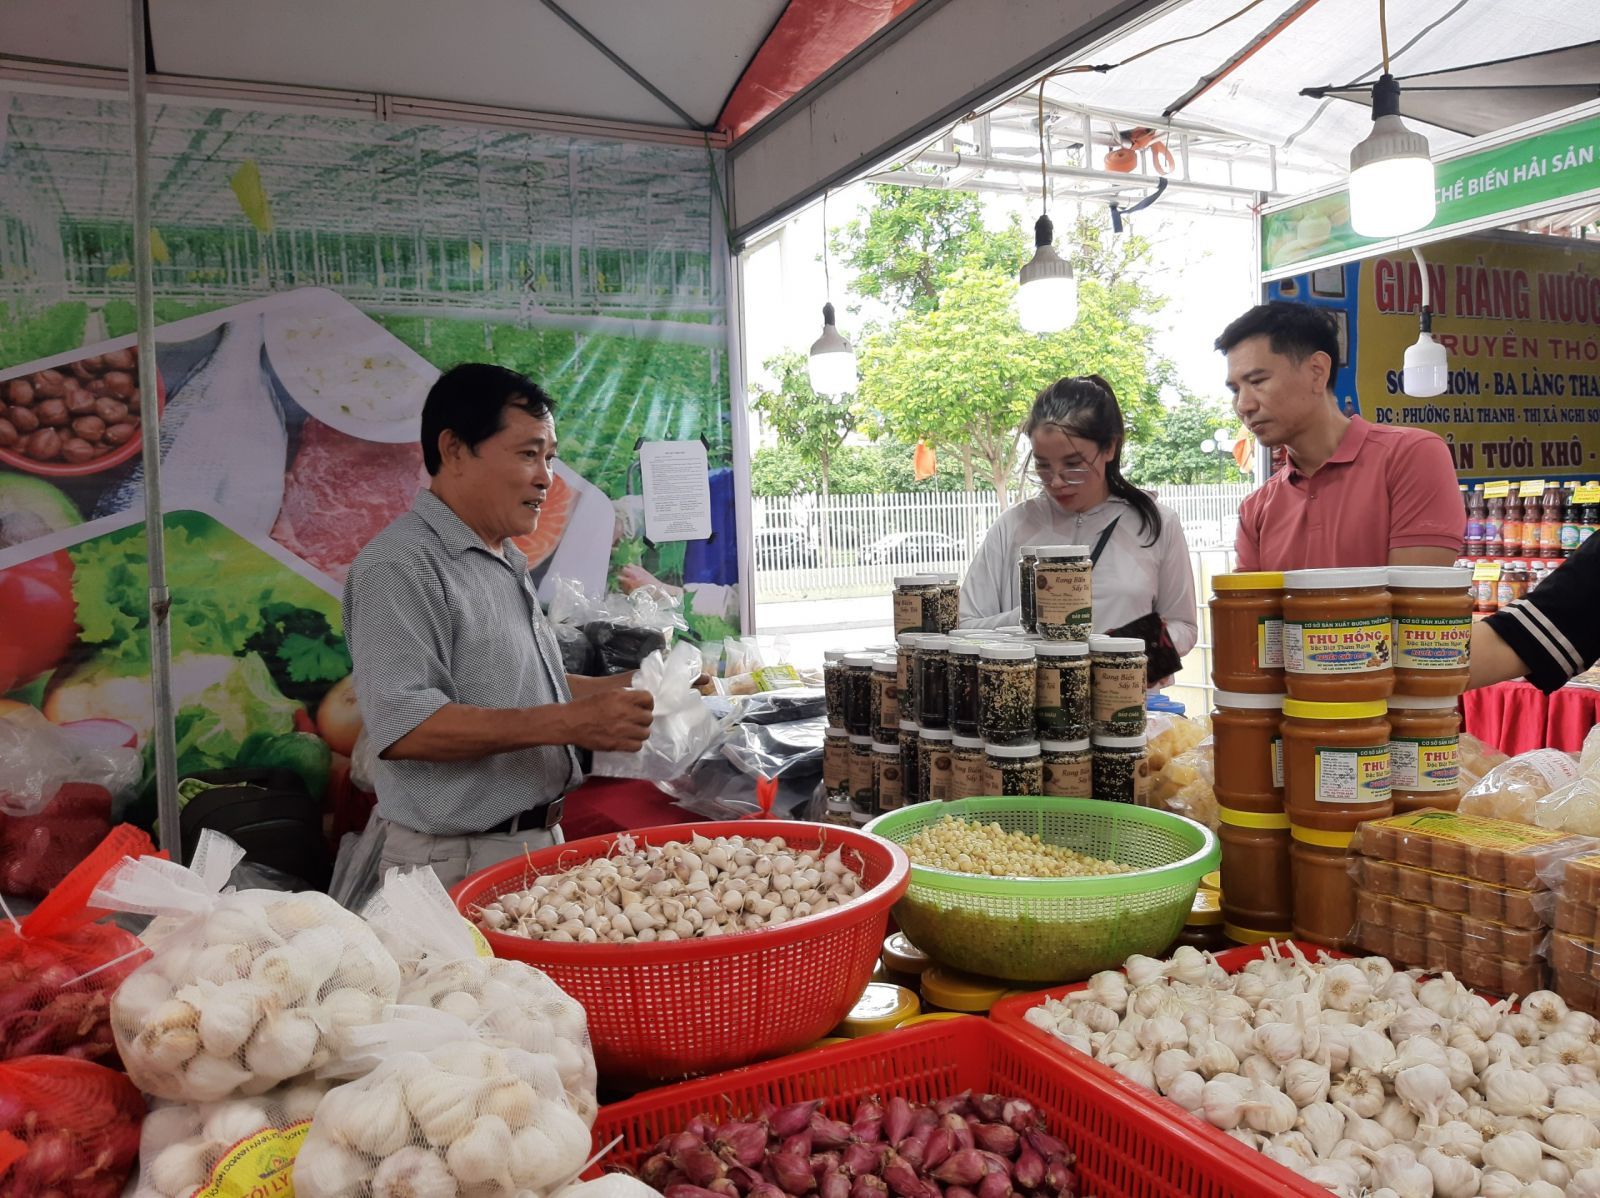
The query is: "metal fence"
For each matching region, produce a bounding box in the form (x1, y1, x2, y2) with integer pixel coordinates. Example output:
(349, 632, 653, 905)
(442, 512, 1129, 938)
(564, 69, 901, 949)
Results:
(751, 484, 1253, 601)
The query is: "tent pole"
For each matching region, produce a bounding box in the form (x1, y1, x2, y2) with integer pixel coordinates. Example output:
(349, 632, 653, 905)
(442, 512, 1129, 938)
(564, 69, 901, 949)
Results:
(127, 0, 182, 857)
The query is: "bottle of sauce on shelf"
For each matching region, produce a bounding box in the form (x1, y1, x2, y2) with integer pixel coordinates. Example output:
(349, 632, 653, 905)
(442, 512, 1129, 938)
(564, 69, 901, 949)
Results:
(1483, 494, 1505, 560)
(1563, 488, 1583, 558)
(1502, 491, 1524, 558)
(1541, 484, 1564, 559)
(1580, 487, 1599, 549)
(1464, 487, 1485, 558)
(1281, 699, 1393, 950)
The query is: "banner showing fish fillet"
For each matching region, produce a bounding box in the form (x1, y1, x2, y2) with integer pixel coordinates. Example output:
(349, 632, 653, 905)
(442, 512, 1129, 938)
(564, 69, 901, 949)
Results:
(0, 92, 739, 820)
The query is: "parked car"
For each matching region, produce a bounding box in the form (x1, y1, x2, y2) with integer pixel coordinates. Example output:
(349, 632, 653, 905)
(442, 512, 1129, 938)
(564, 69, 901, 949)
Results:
(858, 531, 964, 566)
(753, 527, 818, 569)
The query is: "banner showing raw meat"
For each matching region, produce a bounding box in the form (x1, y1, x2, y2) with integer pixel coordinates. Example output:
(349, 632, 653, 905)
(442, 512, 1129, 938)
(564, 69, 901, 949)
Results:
(0, 92, 738, 820)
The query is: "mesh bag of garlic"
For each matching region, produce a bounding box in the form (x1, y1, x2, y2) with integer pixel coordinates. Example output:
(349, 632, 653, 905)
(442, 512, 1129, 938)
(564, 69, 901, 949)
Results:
(94, 831, 402, 1102)
(364, 866, 598, 1123)
(128, 1079, 330, 1198)
(294, 1006, 594, 1198)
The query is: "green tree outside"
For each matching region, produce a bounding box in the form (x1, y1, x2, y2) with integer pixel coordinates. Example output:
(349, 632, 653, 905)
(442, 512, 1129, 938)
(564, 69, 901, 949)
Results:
(1125, 390, 1248, 485)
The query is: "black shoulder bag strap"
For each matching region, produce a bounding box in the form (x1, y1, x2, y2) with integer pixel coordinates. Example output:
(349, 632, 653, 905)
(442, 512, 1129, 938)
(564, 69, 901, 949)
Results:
(1089, 516, 1121, 566)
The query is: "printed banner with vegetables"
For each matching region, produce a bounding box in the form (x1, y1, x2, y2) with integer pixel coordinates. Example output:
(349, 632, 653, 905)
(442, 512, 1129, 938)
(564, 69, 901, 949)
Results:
(0, 91, 739, 821)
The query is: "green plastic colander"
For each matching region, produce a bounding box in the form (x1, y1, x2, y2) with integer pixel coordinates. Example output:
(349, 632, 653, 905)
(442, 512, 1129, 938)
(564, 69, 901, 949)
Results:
(863, 797, 1219, 983)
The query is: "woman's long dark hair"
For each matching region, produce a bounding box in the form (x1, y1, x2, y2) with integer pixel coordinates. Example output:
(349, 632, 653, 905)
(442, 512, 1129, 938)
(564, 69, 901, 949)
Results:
(1024, 374, 1162, 546)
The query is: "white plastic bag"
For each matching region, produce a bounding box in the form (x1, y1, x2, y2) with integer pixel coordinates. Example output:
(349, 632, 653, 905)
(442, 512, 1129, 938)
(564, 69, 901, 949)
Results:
(96, 830, 402, 1100)
(0, 706, 141, 816)
(1458, 747, 1581, 824)
(591, 642, 723, 783)
(364, 867, 598, 1122)
(296, 1006, 592, 1198)
(1534, 725, 1600, 836)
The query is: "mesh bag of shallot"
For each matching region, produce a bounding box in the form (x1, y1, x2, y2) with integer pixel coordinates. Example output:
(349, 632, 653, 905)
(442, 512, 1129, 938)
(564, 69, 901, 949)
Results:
(364, 866, 597, 1123)
(0, 1056, 146, 1198)
(128, 1079, 331, 1198)
(296, 1006, 593, 1198)
(95, 830, 401, 1101)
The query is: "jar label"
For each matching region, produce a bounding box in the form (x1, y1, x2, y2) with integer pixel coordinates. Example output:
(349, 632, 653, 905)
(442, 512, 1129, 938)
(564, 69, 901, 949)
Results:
(951, 752, 986, 800)
(1284, 617, 1392, 674)
(897, 653, 913, 699)
(823, 739, 849, 787)
(894, 592, 926, 635)
(1258, 617, 1285, 670)
(878, 674, 900, 729)
(1035, 567, 1092, 633)
(981, 762, 1003, 796)
(924, 749, 952, 801)
(1038, 665, 1062, 707)
(849, 753, 877, 813)
(1391, 736, 1460, 792)
(1135, 756, 1151, 806)
(1313, 745, 1392, 804)
(877, 760, 903, 811)
(1393, 616, 1471, 671)
(1092, 666, 1146, 725)
(1043, 756, 1093, 797)
(1272, 737, 1284, 790)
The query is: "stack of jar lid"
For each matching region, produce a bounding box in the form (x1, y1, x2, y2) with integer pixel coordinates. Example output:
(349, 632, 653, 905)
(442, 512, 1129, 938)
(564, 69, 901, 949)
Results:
(1208, 565, 1473, 950)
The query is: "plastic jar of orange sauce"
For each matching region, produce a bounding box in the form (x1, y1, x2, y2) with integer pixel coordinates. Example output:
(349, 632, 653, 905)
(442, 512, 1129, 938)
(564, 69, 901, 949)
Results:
(1387, 693, 1463, 814)
(1282, 568, 1394, 703)
(1212, 691, 1292, 938)
(1281, 698, 1393, 950)
(1209, 572, 1284, 694)
(1388, 566, 1474, 698)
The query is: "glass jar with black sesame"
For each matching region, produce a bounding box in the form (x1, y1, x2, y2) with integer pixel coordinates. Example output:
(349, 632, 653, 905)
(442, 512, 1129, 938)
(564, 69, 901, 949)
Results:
(1035, 639, 1091, 741)
(822, 649, 849, 729)
(823, 725, 850, 801)
(843, 652, 877, 737)
(928, 574, 962, 634)
(1034, 546, 1093, 641)
(1090, 635, 1148, 737)
(899, 634, 925, 728)
(948, 735, 987, 801)
(916, 635, 953, 730)
(848, 734, 877, 824)
(893, 576, 941, 636)
(982, 741, 1043, 797)
(918, 727, 954, 802)
(898, 719, 921, 806)
(946, 640, 982, 739)
(1019, 545, 1040, 634)
(1041, 738, 1093, 797)
(978, 642, 1038, 746)
(1093, 732, 1149, 805)
(873, 741, 903, 814)
(871, 654, 900, 742)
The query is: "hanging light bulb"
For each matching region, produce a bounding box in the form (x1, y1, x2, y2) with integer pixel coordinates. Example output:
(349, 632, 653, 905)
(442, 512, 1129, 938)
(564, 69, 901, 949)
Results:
(1403, 309, 1448, 398)
(1349, 73, 1435, 237)
(1018, 219, 1078, 335)
(808, 302, 856, 396)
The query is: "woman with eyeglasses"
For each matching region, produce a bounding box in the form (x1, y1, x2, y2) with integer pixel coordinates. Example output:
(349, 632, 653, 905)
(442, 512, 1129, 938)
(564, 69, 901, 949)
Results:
(959, 375, 1199, 677)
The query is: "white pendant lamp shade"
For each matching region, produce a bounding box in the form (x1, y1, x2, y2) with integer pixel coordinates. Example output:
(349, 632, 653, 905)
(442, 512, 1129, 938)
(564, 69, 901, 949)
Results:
(1349, 75, 1436, 238)
(808, 302, 857, 396)
(1017, 214, 1078, 334)
(1403, 329, 1448, 398)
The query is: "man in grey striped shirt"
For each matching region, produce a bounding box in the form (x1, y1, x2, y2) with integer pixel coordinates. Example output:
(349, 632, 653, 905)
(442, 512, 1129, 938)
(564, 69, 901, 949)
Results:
(343, 364, 653, 886)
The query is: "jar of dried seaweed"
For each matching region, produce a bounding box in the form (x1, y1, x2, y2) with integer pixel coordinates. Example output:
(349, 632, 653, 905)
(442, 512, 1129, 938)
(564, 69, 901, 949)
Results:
(1019, 545, 1040, 634)
(946, 640, 982, 739)
(844, 652, 877, 737)
(823, 649, 849, 729)
(872, 654, 900, 742)
(918, 727, 954, 802)
(927, 573, 962, 634)
(1093, 732, 1149, 806)
(949, 735, 987, 801)
(848, 734, 877, 824)
(1042, 738, 1093, 797)
(873, 741, 903, 814)
(978, 642, 1038, 746)
(893, 576, 940, 636)
(1035, 639, 1090, 741)
(983, 741, 1043, 797)
(1034, 545, 1093, 641)
(898, 719, 921, 806)
(1090, 635, 1148, 737)
(916, 635, 953, 730)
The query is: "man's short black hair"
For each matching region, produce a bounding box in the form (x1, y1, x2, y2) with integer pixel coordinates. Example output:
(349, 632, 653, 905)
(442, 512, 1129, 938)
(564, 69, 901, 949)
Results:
(1214, 301, 1342, 372)
(420, 363, 555, 475)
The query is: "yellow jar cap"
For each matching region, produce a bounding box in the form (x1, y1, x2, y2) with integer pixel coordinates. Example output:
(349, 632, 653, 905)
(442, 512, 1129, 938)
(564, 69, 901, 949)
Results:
(837, 983, 920, 1037)
(807, 1036, 852, 1049)
(921, 966, 1011, 1012)
(1282, 699, 1388, 720)
(1212, 572, 1285, 591)
(883, 932, 933, 976)
(1186, 889, 1224, 926)
(1224, 923, 1282, 945)
(1200, 870, 1222, 893)
(895, 1012, 969, 1029)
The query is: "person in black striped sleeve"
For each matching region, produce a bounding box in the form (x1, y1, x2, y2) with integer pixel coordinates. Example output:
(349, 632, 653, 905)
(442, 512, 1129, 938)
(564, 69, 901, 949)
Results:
(1470, 531, 1600, 692)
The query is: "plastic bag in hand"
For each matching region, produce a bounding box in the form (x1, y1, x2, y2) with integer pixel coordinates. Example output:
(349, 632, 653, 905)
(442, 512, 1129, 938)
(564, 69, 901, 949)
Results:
(95, 830, 401, 1100)
(295, 1007, 592, 1198)
(1458, 747, 1581, 824)
(591, 642, 723, 783)
(364, 867, 598, 1122)
(129, 1079, 329, 1198)
(0, 1056, 145, 1198)
(0, 826, 159, 1064)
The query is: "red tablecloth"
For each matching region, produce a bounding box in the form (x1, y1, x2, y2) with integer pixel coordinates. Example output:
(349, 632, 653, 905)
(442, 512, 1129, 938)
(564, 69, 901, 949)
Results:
(1463, 680, 1600, 755)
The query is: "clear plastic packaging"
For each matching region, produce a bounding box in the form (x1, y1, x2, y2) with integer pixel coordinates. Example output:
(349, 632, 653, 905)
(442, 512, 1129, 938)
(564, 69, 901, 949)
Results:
(591, 642, 724, 783)
(1457, 746, 1580, 824)
(1351, 855, 1556, 929)
(1351, 808, 1598, 888)
(0, 706, 142, 817)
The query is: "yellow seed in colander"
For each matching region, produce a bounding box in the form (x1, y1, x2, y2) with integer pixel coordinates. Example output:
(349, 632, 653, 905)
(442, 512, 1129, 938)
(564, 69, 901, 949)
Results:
(904, 815, 1132, 879)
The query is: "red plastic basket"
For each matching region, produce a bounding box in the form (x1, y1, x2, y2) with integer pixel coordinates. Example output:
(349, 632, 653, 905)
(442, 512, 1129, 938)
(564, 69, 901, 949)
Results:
(589, 1016, 1308, 1198)
(990, 942, 1351, 1198)
(451, 821, 909, 1084)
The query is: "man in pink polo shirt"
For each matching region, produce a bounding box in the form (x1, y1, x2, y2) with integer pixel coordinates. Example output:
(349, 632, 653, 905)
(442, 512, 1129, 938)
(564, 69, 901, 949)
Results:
(1217, 302, 1464, 571)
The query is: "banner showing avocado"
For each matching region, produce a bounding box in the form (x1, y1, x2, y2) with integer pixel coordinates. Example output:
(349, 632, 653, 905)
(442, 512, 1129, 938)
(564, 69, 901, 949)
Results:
(1267, 232, 1600, 483)
(0, 90, 741, 825)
